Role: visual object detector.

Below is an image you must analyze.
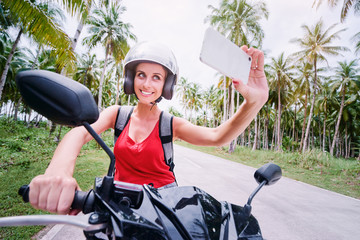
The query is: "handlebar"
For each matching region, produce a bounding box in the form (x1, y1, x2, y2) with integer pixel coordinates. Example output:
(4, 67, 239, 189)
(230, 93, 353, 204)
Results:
(18, 185, 95, 214)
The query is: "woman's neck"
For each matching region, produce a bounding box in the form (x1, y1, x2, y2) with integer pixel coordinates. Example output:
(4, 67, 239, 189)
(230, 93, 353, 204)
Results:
(134, 102, 161, 120)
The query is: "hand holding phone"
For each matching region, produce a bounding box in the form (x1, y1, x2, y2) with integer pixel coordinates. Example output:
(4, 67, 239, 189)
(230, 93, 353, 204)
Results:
(199, 28, 252, 84)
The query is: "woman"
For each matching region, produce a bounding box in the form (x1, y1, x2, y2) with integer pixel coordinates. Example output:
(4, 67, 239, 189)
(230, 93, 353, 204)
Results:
(28, 41, 269, 215)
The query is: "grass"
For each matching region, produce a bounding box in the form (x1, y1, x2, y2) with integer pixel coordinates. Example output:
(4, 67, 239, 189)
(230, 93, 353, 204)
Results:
(175, 141, 360, 199)
(0, 118, 109, 239)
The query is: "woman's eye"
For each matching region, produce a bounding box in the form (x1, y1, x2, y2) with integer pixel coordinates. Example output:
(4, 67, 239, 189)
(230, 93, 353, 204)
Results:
(137, 72, 145, 78)
(153, 75, 160, 80)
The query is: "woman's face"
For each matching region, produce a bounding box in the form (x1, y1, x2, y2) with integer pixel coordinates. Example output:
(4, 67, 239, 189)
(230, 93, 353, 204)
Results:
(134, 62, 167, 104)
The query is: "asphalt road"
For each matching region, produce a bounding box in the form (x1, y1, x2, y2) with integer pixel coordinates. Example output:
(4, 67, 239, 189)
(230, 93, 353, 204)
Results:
(37, 144, 360, 240)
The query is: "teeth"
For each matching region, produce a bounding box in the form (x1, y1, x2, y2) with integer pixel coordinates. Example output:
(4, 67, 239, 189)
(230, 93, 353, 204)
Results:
(141, 90, 152, 95)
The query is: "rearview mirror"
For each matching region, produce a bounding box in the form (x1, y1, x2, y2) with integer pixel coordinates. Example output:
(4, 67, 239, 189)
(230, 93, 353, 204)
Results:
(254, 163, 282, 186)
(16, 70, 99, 126)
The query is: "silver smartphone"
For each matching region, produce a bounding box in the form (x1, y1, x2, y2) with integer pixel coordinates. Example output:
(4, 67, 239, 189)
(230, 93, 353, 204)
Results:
(199, 27, 252, 84)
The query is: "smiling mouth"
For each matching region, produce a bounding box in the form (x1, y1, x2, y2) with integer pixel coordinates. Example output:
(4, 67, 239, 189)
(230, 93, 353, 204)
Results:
(140, 90, 153, 96)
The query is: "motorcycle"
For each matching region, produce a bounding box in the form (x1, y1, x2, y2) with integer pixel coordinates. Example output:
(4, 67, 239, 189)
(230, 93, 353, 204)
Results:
(0, 70, 282, 240)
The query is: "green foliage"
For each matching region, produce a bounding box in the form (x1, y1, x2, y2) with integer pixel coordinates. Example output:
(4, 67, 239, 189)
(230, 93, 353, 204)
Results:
(0, 118, 109, 238)
(1, 0, 76, 72)
(0, 118, 63, 238)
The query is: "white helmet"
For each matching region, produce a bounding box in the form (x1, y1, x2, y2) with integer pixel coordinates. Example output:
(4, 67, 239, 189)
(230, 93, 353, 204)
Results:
(123, 41, 178, 100)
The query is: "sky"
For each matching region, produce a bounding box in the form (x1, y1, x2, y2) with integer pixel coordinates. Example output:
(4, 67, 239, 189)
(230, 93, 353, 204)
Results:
(61, 0, 359, 110)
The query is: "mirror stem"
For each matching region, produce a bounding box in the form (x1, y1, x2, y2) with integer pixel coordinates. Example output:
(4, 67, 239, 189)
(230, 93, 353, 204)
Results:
(243, 180, 267, 217)
(83, 122, 115, 177)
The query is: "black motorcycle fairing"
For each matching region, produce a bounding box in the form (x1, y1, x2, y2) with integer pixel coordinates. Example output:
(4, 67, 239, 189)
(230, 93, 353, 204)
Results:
(91, 190, 168, 240)
(133, 185, 262, 240)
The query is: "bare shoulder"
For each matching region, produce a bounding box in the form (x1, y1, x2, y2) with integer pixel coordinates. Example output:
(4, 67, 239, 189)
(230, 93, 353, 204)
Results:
(172, 116, 190, 139)
(92, 105, 120, 131)
(172, 116, 190, 128)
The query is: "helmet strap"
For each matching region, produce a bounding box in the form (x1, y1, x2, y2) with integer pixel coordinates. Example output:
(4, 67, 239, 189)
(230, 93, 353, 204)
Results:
(150, 96, 163, 111)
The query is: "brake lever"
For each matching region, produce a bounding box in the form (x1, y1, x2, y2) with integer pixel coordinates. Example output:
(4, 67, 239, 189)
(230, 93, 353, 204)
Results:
(0, 214, 90, 228)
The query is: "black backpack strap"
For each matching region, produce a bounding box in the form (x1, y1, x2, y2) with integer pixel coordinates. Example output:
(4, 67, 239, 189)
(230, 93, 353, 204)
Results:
(114, 106, 134, 144)
(159, 111, 174, 172)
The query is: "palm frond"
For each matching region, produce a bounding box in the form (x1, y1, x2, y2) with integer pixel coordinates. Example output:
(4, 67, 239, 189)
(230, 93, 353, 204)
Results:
(2, 0, 76, 72)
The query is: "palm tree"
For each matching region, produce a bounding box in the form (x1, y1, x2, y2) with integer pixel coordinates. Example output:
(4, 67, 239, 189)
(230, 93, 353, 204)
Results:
(209, 86, 224, 127)
(0, 42, 32, 107)
(215, 75, 232, 122)
(329, 60, 359, 156)
(352, 32, 360, 55)
(291, 19, 348, 153)
(206, 0, 269, 47)
(0, 0, 80, 100)
(74, 53, 99, 91)
(315, 81, 337, 152)
(201, 85, 218, 127)
(176, 77, 192, 120)
(294, 62, 313, 151)
(313, 0, 360, 55)
(312, 0, 360, 22)
(112, 40, 130, 106)
(268, 52, 293, 151)
(83, 2, 136, 110)
(186, 82, 203, 123)
(344, 97, 360, 158)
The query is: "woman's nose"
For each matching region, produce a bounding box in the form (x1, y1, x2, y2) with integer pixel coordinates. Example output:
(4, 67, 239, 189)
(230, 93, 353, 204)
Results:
(143, 77, 152, 88)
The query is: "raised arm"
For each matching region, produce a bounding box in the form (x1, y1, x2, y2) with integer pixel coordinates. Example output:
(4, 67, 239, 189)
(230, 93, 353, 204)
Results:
(29, 105, 119, 214)
(173, 46, 268, 146)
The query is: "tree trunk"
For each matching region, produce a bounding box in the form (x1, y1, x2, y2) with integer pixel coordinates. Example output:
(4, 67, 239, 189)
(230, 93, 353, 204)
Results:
(241, 132, 245, 146)
(271, 123, 275, 151)
(248, 124, 252, 148)
(302, 92, 315, 153)
(49, 122, 56, 138)
(302, 60, 318, 153)
(229, 83, 236, 153)
(264, 106, 270, 150)
(72, 21, 84, 51)
(344, 125, 348, 158)
(311, 127, 315, 149)
(264, 117, 269, 150)
(13, 97, 22, 121)
(115, 74, 121, 105)
(330, 85, 346, 156)
(328, 130, 332, 152)
(98, 46, 110, 110)
(56, 125, 63, 143)
(299, 90, 308, 151)
(319, 121, 322, 151)
(347, 137, 351, 159)
(292, 104, 297, 151)
(252, 115, 258, 150)
(0, 29, 23, 100)
(322, 110, 327, 152)
(276, 75, 281, 151)
(223, 76, 227, 123)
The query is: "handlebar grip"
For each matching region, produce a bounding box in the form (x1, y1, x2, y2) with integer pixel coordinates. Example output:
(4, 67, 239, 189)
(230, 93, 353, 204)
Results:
(71, 191, 88, 210)
(71, 190, 95, 214)
(18, 185, 95, 214)
(18, 185, 30, 203)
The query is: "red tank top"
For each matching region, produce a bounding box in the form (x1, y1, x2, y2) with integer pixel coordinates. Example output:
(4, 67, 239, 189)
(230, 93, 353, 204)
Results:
(114, 119, 175, 188)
